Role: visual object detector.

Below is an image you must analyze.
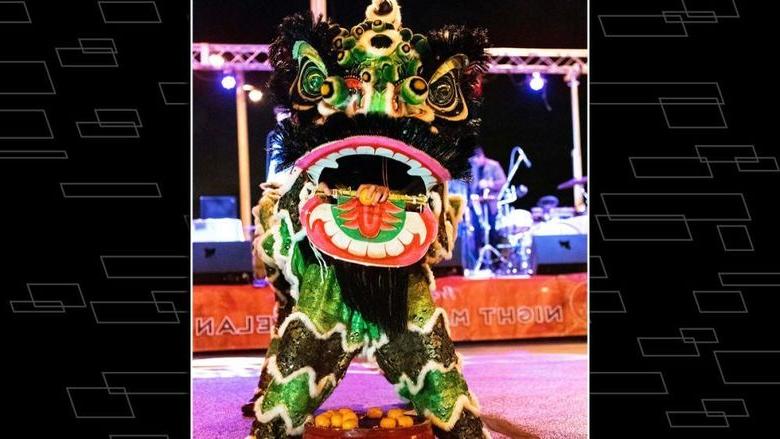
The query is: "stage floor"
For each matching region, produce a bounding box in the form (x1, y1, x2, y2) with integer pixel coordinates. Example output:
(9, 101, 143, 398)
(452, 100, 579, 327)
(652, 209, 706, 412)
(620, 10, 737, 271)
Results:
(193, 339, 587, 439)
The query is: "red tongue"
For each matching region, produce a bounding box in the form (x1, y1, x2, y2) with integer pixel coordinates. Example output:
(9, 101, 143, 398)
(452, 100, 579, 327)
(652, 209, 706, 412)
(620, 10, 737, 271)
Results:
(338, 197, 403, 239)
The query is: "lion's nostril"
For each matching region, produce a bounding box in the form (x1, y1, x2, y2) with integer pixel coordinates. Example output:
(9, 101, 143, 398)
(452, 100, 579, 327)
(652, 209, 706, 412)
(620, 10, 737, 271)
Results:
(376, 0, 393, 15)
(370, 35, 393, 49)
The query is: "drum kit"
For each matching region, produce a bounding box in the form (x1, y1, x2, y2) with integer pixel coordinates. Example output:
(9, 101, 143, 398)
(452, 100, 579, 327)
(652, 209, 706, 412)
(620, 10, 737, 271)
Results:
(463, 147, 587, 277)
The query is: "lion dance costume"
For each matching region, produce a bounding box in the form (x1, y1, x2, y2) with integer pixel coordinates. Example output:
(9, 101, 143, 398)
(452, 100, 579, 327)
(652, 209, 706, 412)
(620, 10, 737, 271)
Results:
(245, 1, 490, 437)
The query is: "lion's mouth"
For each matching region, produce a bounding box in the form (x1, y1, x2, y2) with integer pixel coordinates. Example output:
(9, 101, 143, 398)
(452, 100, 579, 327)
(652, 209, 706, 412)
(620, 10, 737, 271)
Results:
(297, 135, 449, 267)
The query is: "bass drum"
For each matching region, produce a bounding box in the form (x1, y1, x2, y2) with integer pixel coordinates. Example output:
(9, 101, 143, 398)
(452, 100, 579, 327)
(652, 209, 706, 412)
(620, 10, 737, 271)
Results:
(561, 214, 588, 234)
(531, 216, 587, 236)
(495, 208, 534, 235)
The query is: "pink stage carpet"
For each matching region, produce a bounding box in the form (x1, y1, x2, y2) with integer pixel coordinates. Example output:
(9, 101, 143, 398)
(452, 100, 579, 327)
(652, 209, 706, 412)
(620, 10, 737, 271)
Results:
(193, 341, 587, 439)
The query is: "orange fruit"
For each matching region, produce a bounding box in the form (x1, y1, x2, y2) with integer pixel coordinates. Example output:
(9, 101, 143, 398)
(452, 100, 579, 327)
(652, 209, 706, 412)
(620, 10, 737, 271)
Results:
(397, 415, 414, 427)
(379, 417, 397, 429)
(386, 408, 405, 419)
(314, 414, 331, 428)
(330, 413, 343, 427)
(366, 407, 383, 419)
(342, 418, 358, 430)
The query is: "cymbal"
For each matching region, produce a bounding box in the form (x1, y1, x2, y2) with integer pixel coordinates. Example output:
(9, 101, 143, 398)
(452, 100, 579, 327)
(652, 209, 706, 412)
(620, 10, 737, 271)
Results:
(557, 176, 588, 190)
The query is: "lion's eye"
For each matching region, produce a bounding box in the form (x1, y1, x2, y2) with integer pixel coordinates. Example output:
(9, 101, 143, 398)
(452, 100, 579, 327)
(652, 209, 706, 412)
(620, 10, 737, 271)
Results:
(290, 41, 328, 109)
(426, 55, 469, 121)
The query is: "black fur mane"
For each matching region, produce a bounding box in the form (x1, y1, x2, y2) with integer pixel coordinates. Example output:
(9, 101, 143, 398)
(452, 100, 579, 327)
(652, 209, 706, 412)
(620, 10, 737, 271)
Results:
(268, 113, 478, 181)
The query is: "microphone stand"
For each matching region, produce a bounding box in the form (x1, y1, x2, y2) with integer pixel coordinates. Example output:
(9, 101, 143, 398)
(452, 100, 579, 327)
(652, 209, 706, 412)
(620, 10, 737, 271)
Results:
(497, 147, 529, 206)
(471, 146, 531, 275)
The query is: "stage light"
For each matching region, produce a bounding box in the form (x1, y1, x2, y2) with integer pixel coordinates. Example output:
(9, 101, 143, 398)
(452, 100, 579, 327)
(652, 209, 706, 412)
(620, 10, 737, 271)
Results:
(529, 72, 545, 91)
(221, 75, 236, 90)
(208, 54, 225, 68)
(248, 89, 264, 103)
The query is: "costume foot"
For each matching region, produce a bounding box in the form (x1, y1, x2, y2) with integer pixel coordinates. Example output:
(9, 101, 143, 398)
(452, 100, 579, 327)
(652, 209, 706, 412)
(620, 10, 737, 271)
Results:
(241, 400, 256, 417)
(433, 410, 488, 439)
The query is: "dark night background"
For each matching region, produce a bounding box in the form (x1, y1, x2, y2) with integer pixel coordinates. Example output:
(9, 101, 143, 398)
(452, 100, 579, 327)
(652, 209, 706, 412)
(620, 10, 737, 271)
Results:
(193, 0, 587, 218)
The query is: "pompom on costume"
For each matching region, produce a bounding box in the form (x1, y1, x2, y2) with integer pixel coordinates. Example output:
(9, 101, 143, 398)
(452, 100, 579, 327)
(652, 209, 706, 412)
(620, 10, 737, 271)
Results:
(245, 1, 490, 437)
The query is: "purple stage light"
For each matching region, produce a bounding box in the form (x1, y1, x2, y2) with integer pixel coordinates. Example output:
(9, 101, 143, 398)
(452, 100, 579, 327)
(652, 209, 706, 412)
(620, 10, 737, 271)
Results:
(529, 72, 545, 91)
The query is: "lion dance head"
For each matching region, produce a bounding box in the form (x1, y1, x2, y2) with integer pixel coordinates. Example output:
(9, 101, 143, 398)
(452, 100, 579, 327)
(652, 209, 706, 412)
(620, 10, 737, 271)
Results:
(258, 0, 488, 333)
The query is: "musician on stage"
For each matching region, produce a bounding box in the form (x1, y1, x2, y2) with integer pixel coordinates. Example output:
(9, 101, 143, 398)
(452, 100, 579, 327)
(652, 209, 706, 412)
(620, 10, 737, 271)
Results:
(469, 147, 507, 255)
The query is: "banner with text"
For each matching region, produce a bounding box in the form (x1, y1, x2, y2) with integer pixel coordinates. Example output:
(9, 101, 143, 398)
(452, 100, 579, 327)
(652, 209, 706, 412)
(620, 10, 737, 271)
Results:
(194, 273, 587, 352)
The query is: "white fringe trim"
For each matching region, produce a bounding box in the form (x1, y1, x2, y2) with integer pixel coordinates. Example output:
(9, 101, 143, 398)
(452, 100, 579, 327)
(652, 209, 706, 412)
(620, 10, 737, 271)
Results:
(267, 211, 302, 301)
(264, 355, 337, 399)
(363, 332, 390, 362)
(391, 352, 483, 432)
(277, 311, 365, 353)
(253, 395, 311, 436)
(422, 263, 437, 293)
(392, 355, 463, 396)
(423, 394, 482, 432)
(407, 306, 451, 336)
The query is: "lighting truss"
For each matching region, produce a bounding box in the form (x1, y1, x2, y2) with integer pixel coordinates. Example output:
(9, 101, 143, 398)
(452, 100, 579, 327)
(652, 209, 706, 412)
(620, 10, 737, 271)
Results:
(192, 43, 588, 77)
(485, 48, 587, 77)
(192, 42, 590, 221)
(193, 43, 273, 72)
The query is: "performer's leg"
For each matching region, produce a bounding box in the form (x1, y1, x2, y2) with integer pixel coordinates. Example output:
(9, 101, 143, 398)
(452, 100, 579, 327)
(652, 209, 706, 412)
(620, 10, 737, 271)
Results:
(487, 207, 500, 246)
(373, 268, 489, 438)
(242, 283, 295, 417)
(249, 313, 360, 438)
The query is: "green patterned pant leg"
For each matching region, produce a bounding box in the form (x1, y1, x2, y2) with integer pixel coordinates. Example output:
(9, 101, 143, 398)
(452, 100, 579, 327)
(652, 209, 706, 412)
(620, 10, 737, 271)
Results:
(249, 312, 360, 438)
(374, 268, 488, 439)
(243, 292, 295, 417)
(250, 246, 376, 438)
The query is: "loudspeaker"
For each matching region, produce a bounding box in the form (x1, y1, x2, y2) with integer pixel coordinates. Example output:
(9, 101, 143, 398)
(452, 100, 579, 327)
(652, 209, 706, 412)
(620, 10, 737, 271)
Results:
(433, 237, 465, 276)
(193, 241, 252, 284)
(531, 234, 587, 274)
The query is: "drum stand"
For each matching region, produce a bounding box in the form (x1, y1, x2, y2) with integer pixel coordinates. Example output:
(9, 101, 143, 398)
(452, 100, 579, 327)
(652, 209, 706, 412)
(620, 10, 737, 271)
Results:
(472, 203, 506, 273)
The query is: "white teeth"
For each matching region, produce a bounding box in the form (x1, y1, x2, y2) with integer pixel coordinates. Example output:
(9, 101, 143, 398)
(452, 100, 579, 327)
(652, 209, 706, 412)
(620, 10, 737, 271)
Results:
(308, 203, 332, 228)
(385, 238, 404, 256)
(375, 147, 394, 158)
(403, 159, 438, 191)
(422, 175, 438, 190)
(332, 231, 351, 249)
(347, 239, 368, 256)
(408, 167, 432, 177)
(397, 229, 414, 246)
(307, 164, 324, 182)
(367, 242, 387, 259)
(428, 191, 443, 217)
(317, 157, 339, 168)
(308, 146, 439, 198)
(393, 152, 410, 163)
(405, 212, 427, 244)
(323, 220, 339, 237)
